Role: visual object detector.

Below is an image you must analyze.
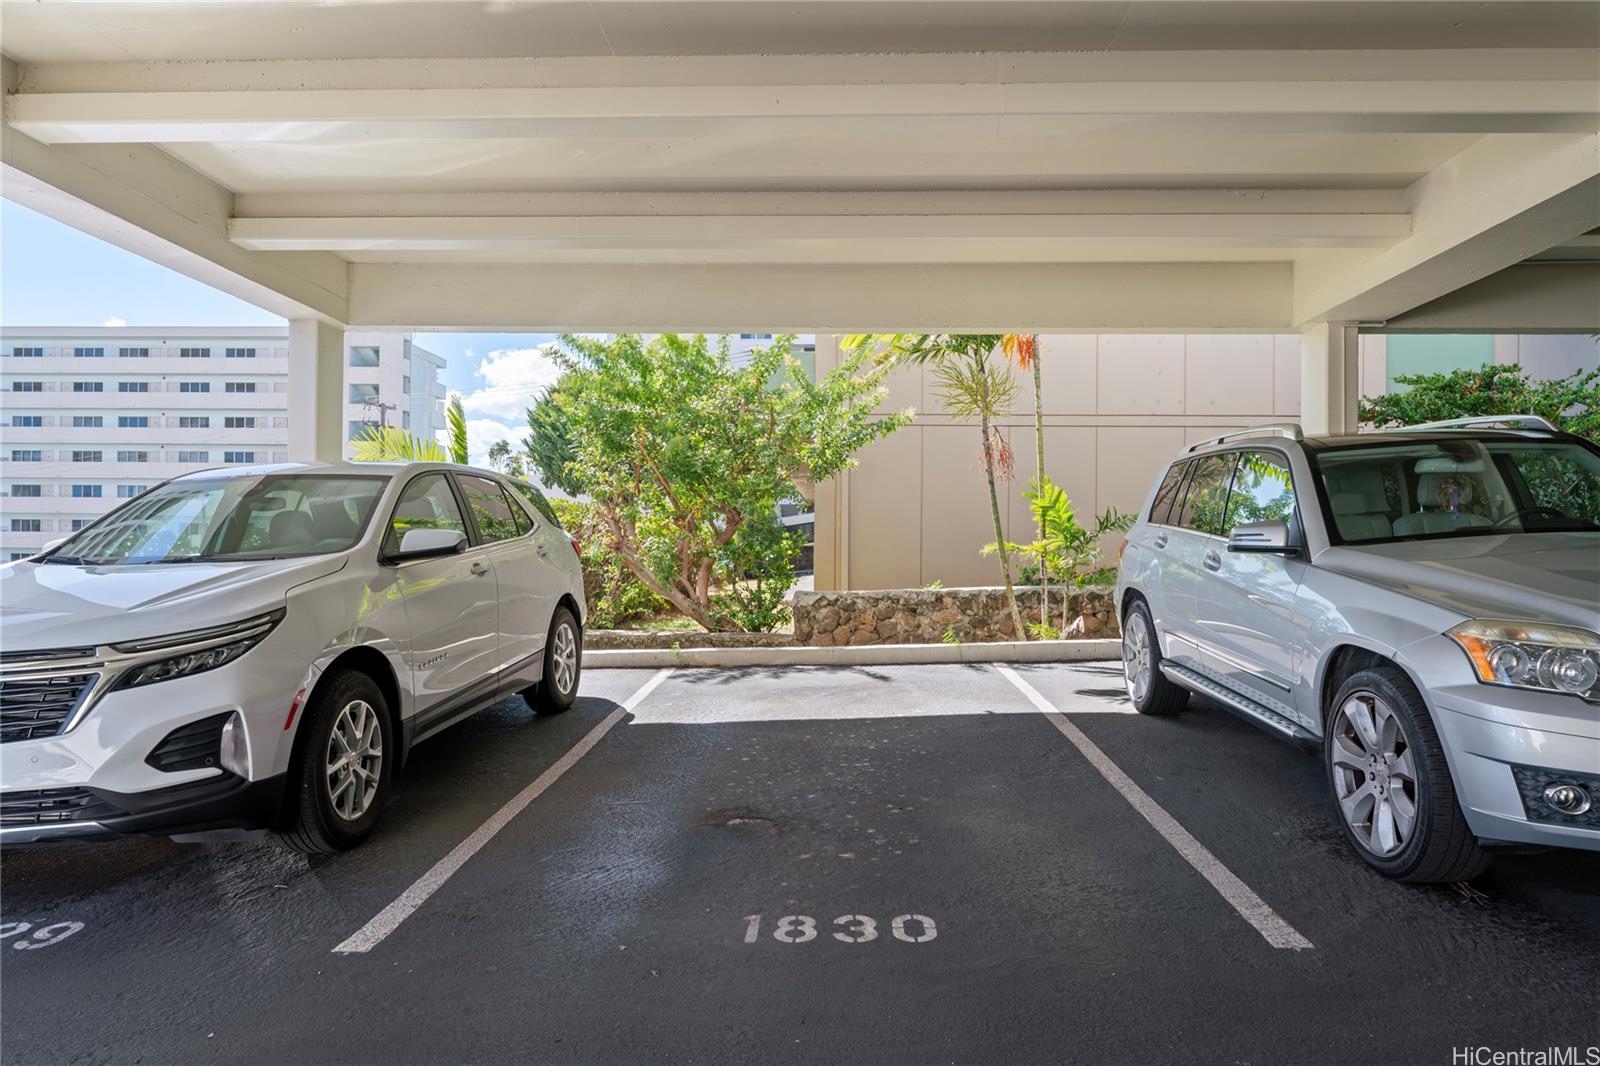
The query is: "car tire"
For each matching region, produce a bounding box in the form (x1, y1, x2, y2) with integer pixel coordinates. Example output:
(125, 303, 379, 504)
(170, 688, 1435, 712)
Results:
(275, 670, 393, 856)
(524, 605, 581, 716)
(1122, 598, 1188, 716)
(1324, 665, 1490, 883)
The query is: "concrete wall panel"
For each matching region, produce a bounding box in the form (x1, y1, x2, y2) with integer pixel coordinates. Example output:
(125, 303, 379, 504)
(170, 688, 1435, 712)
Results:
(1186, 334, 1274, 416)
(847, 427, 924, 590)
(1098, 333, 1184, 415)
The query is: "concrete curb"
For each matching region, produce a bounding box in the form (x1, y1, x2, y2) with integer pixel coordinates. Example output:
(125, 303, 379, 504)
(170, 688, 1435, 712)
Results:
(583, 638, 1121, 670)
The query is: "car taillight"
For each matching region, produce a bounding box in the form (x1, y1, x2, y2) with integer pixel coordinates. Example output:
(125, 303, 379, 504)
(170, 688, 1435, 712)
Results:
(569, 535, 582, 557)
(1118, 538, 1128, 560)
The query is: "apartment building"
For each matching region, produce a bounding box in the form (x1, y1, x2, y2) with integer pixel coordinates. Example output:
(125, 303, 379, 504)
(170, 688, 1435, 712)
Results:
(0, 326, 446, 560)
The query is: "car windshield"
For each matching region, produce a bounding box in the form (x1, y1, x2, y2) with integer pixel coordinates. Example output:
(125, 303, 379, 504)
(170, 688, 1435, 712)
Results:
(1315, 437, 1600, 544)
(46, 474, 388, 565)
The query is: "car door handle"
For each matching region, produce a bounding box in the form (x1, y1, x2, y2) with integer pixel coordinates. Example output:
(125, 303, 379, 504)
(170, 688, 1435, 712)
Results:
(1202, 549, 1222, 572)
(536, 544, 549, 558)
(470, 560, 491, 576)
(1153, 533, 1169, 549)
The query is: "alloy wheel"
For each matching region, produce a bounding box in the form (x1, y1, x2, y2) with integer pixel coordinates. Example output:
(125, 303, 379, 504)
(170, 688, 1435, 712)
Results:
(325, 699, 383, 822)
(1330, 691, 1419, 857)
(1123, 610, 1153, 704)
(551, 623, 578, 695)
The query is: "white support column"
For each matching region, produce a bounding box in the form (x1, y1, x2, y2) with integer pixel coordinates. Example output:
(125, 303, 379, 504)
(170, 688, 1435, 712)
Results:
(287, 318, 346, 462)
(809, 333, 848, 591)
(1299, 321, 1360, 436)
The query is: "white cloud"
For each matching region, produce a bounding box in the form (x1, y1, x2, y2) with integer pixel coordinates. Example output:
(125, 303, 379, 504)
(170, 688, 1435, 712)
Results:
(462, 417, 522, 469)
(456, 343, 564, 421)
(102, 316, 126, 327)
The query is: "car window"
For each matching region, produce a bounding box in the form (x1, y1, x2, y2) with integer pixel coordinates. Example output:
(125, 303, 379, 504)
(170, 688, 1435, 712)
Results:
(384, 473, 467, 554)
(1222, 451, 1297, 534)
(512, 480, 561, 528)
(458, 474, 522, 543)
(1149, 461, 1190, 525)
(500, 483, 534, 535)
(1176, 454, 1235, 536)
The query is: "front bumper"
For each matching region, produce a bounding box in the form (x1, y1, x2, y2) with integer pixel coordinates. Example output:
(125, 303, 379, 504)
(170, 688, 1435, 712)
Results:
(1404, 635, 1600, 852)
(0, 772, 287, 843)
(0, 634, 312, 841)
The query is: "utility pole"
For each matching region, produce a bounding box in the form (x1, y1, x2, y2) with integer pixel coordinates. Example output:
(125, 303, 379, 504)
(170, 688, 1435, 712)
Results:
(361, 397, 400, 428)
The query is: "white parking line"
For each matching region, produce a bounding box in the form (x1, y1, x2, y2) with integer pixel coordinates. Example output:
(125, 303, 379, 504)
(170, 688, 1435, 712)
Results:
(333, 668, 675, 954)
(996, 664, 1314, 951)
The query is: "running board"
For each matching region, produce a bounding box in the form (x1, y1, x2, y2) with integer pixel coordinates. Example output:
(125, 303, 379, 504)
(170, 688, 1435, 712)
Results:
(1159, 662, 1319, 750)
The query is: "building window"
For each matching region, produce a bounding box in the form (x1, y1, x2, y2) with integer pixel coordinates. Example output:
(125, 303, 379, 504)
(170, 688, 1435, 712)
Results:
(71, 484, 102, 498)
(223, 451, 255, 464)
(119, 347, 150, 358)
(9, 553, 31, 561)
(10, 416, 42, 427)
(402, 375, 411, 394)
(10, 485, 42, 497)
(178, 416, 210, 429)
(74, 346, 105, 358)
(118, 484, 148, 498)
(739, 333, 774, 340)
(12, 381, 42, 392)
(11, 347, 43, 357)
(73, 381, 104, 393)
(403, 411, 411, 429)
(9, 451, 42, 462)
(10, 519, 42, 532)
(71, 450, 102, 463)
(349, 345, 381, 368)
(179, 347, 210, 358)
(179, 381, 209, 393)
(71, 415, 104, 428)
(349, 383, 380, 404)
(224, 416, 255, 429)
(70, 519, 90, 532)
(117, 416, 149, 428)
(224, 347, 256, 358)
(119, 381, 150, 393)
(116, 450, 149, 463)
(176, 451, 209, 463)
(225, 382, 257, 394)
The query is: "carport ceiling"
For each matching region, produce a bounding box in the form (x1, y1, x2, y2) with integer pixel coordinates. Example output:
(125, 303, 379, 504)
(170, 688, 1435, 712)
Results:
(2, 1, 1597, 331)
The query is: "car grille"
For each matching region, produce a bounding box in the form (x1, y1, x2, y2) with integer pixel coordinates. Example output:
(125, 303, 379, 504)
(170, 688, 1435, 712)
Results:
(0, 787, 117, 827)
(0, 673, 95, 744)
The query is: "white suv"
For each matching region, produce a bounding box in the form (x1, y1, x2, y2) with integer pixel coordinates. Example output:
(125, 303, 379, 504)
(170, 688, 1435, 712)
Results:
(0, 462, 586, 853)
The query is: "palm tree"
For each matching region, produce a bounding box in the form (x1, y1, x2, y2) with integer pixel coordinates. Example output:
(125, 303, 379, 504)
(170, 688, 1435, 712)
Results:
(842, 333, 1027, 640)
(1001, 334, 1048, 630)
(350, 425, 448, 462)
(446, 392, 469, 464)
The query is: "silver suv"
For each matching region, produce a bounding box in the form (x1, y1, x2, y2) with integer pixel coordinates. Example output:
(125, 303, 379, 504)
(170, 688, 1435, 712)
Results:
(1115, 416, 1600, 881)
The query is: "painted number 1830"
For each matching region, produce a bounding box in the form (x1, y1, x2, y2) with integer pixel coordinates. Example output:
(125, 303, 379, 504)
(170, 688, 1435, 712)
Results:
(743, 913, 937, 944)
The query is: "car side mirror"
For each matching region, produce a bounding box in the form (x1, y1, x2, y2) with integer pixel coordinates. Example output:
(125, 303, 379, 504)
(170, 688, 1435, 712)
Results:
(393, 527, 466, 559)
(1227, 520, 1299, 554)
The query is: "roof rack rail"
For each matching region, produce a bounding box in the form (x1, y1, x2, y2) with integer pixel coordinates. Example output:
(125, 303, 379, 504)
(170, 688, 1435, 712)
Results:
(1398, 414, 1559, 433)
(1184, 423, 1303, 454)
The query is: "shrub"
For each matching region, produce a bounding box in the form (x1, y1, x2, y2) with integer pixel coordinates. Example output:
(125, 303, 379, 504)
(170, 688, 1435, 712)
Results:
(1360, 361, 1598, 441)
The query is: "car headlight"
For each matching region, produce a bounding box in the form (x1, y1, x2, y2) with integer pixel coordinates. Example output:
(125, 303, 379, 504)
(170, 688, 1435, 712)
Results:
(110, 609, 285, 690)
(1448, 620, 1600, 701)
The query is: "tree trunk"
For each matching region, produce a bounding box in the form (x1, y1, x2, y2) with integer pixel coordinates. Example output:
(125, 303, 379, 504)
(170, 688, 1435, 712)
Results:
(1032, 356, 1048, 632)
(982, 417, 1028, 641)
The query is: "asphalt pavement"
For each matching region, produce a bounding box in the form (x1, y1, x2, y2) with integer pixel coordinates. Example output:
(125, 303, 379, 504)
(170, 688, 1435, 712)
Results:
(3, 663, 1597, 1065)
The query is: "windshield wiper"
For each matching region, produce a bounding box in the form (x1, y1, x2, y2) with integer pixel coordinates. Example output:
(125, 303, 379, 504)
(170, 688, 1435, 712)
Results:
(42, 554, 84, 565)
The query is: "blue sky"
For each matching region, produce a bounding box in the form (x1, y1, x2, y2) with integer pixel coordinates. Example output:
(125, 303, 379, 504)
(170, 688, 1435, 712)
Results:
(2, 200, 562, 462)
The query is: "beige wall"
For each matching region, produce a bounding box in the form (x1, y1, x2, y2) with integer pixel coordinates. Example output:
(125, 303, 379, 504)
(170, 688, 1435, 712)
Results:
(814, 333, 1301, 590)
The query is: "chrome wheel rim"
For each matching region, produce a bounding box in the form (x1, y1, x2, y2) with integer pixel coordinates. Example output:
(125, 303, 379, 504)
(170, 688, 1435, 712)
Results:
(325, 699, 383, 822)
(552, 623, 578, 695)
(1123, 611, 1153, 704)
(1330, 691, 1418, 858)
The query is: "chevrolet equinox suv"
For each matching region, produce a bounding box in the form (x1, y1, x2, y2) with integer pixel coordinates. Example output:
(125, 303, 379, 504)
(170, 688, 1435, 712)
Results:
(1115, 416, 1600, 881)
(0, 462, 585, 853)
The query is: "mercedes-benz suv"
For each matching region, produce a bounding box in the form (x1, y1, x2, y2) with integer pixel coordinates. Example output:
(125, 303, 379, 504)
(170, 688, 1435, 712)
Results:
(0, 461, 585, 853)
(1115, 416, 1600, 881)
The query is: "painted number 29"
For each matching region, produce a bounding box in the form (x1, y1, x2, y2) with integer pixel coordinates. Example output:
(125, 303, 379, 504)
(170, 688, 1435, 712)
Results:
(743, 913, 936, 944)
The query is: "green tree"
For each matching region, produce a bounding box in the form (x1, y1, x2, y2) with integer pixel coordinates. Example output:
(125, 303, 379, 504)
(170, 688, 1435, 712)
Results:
(446, 392, 469, 464)
(486, 438, 526, 479)
(1360, 362, 1599, 441)
(523, 375, 585, 496)
(842, 333, 1028, 640)
(984, 476, 1134, 635)
(555, 333, 910, 631)
(350, 425, 447, 462)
